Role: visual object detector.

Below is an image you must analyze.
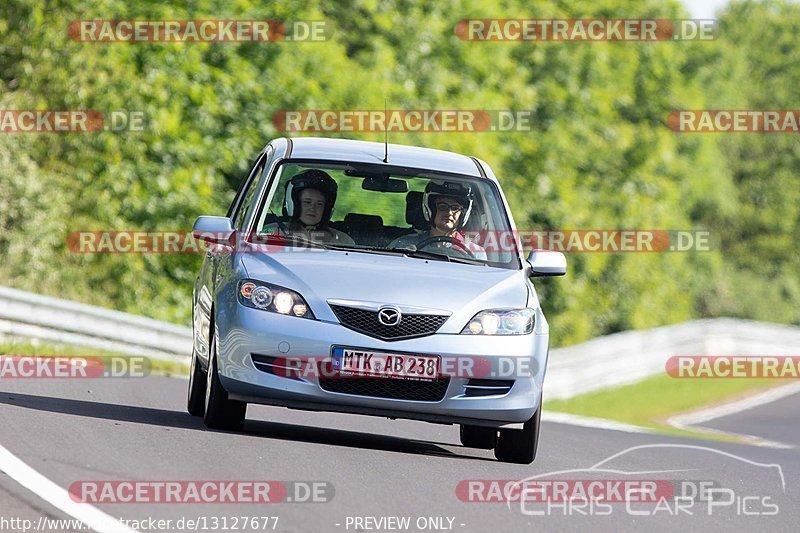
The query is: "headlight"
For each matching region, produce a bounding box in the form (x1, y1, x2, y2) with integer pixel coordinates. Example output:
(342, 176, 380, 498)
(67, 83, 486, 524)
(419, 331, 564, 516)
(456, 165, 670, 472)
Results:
(461, 308, 535, 335)
(238, 280, 315, 319)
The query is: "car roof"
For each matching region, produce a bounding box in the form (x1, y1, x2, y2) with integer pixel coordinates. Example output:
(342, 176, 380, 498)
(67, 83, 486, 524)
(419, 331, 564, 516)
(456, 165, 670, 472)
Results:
(276, 137, 485, 178)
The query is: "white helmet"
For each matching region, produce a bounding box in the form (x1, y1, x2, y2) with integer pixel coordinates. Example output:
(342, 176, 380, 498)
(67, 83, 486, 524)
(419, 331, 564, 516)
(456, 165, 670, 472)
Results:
(422, 180, 474, 228)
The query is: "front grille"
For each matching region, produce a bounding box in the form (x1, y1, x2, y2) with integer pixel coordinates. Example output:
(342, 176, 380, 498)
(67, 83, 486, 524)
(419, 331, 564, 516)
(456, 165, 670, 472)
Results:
(318, 362, 449, 401)
(330, 305, 448, 341)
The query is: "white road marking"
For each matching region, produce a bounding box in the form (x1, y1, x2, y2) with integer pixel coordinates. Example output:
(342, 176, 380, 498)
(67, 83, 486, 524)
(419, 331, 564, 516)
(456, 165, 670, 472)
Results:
(545, 402, 795, 449)
(669, 381, 800, 426)
(542, 411, 656, 434)
(0, 443, 139, 533)
(666, 382, 800, 449)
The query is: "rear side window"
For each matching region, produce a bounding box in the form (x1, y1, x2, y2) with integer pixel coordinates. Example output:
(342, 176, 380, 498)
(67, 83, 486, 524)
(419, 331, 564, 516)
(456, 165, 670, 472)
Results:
(229, 149, 270, 229)
(233, 169, 263, 229)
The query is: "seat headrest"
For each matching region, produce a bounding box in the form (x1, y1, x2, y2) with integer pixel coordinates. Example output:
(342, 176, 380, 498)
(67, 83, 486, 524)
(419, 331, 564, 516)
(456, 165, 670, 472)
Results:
(405, 191, 427, 230)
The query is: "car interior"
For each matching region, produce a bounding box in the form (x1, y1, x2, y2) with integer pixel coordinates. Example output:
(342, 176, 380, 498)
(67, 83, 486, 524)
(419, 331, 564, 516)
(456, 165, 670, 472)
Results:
(327, 190, 427, 247)
(257, 166, 495, 253)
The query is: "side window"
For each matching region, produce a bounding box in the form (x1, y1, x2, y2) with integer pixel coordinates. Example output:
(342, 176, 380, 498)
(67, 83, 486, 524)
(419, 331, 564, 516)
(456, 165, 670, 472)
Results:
(233, 161, 264, 230)
(228, 148, 271, 228)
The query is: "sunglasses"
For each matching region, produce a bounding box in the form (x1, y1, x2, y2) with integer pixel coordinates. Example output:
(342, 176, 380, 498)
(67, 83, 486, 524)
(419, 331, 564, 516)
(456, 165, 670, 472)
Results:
(436, 202, 464, 214)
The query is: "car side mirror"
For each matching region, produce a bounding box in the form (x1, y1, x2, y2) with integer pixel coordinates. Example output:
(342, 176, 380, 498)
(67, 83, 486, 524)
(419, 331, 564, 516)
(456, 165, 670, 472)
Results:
(526, 250, 566, 277)
(192, 216, 235, 246)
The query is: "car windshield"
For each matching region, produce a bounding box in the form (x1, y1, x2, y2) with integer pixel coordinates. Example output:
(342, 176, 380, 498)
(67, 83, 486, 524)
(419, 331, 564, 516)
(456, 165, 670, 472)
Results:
(252, 161, 519, 269)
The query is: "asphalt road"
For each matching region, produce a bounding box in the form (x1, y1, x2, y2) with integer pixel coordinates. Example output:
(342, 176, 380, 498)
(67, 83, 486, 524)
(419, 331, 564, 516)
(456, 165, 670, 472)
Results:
(0, 375, 798, 533)
(702, 391, 800, 448)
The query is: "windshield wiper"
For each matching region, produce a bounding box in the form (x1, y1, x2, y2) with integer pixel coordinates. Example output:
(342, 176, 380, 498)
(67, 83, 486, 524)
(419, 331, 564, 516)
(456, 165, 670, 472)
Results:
(321, 243, 467, 262)
(251, 232, 334, 250)
(391, 247, 486, 265)
(286, 235, 336, 249)
(322, 243, 409, 256)
(256, 239, 485, 265)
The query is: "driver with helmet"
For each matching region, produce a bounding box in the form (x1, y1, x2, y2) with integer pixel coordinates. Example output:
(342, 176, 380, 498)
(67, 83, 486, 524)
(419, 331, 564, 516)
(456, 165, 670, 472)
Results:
(266, 169, 354, 245)
(390, 180, 487, 260)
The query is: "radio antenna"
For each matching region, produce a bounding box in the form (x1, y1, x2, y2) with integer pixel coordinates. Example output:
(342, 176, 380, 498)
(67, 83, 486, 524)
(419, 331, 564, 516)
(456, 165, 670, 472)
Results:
(383, 98, 389, 163)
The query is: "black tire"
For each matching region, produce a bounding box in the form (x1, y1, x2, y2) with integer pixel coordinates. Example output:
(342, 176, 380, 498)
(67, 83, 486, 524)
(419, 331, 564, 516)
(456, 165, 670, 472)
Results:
(186, 349, 207, 416)
(203, 335, 246, 431)
(494, 404, 541, 464)
(460, 425, 498, 449)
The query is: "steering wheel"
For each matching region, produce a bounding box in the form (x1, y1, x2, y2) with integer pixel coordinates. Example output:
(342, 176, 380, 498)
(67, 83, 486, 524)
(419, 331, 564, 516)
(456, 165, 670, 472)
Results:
(415, 235, 476, 258)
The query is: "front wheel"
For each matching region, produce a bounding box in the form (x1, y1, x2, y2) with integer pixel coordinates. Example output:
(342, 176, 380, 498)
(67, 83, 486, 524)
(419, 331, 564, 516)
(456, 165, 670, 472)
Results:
(494, 403, 541, 464)
(203, 335, 246, 431)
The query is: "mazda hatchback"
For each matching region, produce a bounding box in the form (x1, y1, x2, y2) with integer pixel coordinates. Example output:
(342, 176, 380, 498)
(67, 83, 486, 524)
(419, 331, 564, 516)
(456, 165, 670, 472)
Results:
(188, 137, 566, 464)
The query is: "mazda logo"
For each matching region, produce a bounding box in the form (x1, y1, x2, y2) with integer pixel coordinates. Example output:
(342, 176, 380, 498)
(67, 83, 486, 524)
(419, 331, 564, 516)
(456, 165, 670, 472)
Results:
(377, 306, 402, 326)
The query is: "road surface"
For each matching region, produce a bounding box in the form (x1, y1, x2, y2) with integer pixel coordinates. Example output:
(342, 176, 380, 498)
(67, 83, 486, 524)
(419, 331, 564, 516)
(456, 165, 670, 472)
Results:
(0, 376, 797, 532)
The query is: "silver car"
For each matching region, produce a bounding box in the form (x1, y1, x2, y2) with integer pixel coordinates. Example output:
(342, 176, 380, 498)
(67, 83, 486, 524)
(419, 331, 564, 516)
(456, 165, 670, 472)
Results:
(187, 137, 566, 464)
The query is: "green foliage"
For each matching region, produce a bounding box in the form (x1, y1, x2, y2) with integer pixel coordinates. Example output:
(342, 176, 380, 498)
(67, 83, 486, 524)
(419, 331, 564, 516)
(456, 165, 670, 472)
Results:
(0, 0, 796, 345)
(687, 0, 800, 325)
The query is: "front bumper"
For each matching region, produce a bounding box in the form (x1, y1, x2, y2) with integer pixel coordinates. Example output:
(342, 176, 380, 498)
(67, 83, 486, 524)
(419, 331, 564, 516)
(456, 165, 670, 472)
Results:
(215, 303, 549, 428)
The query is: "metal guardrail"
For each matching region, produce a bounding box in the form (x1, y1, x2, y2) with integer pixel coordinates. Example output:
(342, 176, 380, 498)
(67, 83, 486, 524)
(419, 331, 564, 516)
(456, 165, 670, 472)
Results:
(546, 318, 800, 400)
(0, 286, 192, 361)
(1, 285, 798, 396)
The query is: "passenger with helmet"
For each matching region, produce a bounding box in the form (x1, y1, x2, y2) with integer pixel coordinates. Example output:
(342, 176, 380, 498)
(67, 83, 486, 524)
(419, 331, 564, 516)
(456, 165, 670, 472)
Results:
(267, 169, 354, 245)
(390, 180, 487, 260)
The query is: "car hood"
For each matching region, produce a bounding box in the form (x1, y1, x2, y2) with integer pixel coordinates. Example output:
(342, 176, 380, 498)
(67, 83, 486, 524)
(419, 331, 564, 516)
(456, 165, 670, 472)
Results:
(240, 249, 529, 327)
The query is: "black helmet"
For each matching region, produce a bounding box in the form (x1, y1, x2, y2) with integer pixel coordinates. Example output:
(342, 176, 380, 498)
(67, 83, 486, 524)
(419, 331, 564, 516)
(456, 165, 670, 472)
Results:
(283, 169, 338, 224)
(422, 180, 474, 228)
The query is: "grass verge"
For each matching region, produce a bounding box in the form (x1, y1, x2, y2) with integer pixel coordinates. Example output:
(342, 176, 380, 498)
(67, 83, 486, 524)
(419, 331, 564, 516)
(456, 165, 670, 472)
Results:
(0, 339, 189, 378)
(546, 373, 786, 441)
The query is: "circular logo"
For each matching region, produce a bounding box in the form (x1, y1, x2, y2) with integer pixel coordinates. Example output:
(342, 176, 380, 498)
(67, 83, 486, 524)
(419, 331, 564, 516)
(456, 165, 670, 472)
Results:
(377, 306, 402, 326)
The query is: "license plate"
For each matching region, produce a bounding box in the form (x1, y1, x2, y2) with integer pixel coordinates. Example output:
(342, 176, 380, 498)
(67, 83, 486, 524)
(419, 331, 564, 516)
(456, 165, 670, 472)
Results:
(331, 347, 439, 381)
